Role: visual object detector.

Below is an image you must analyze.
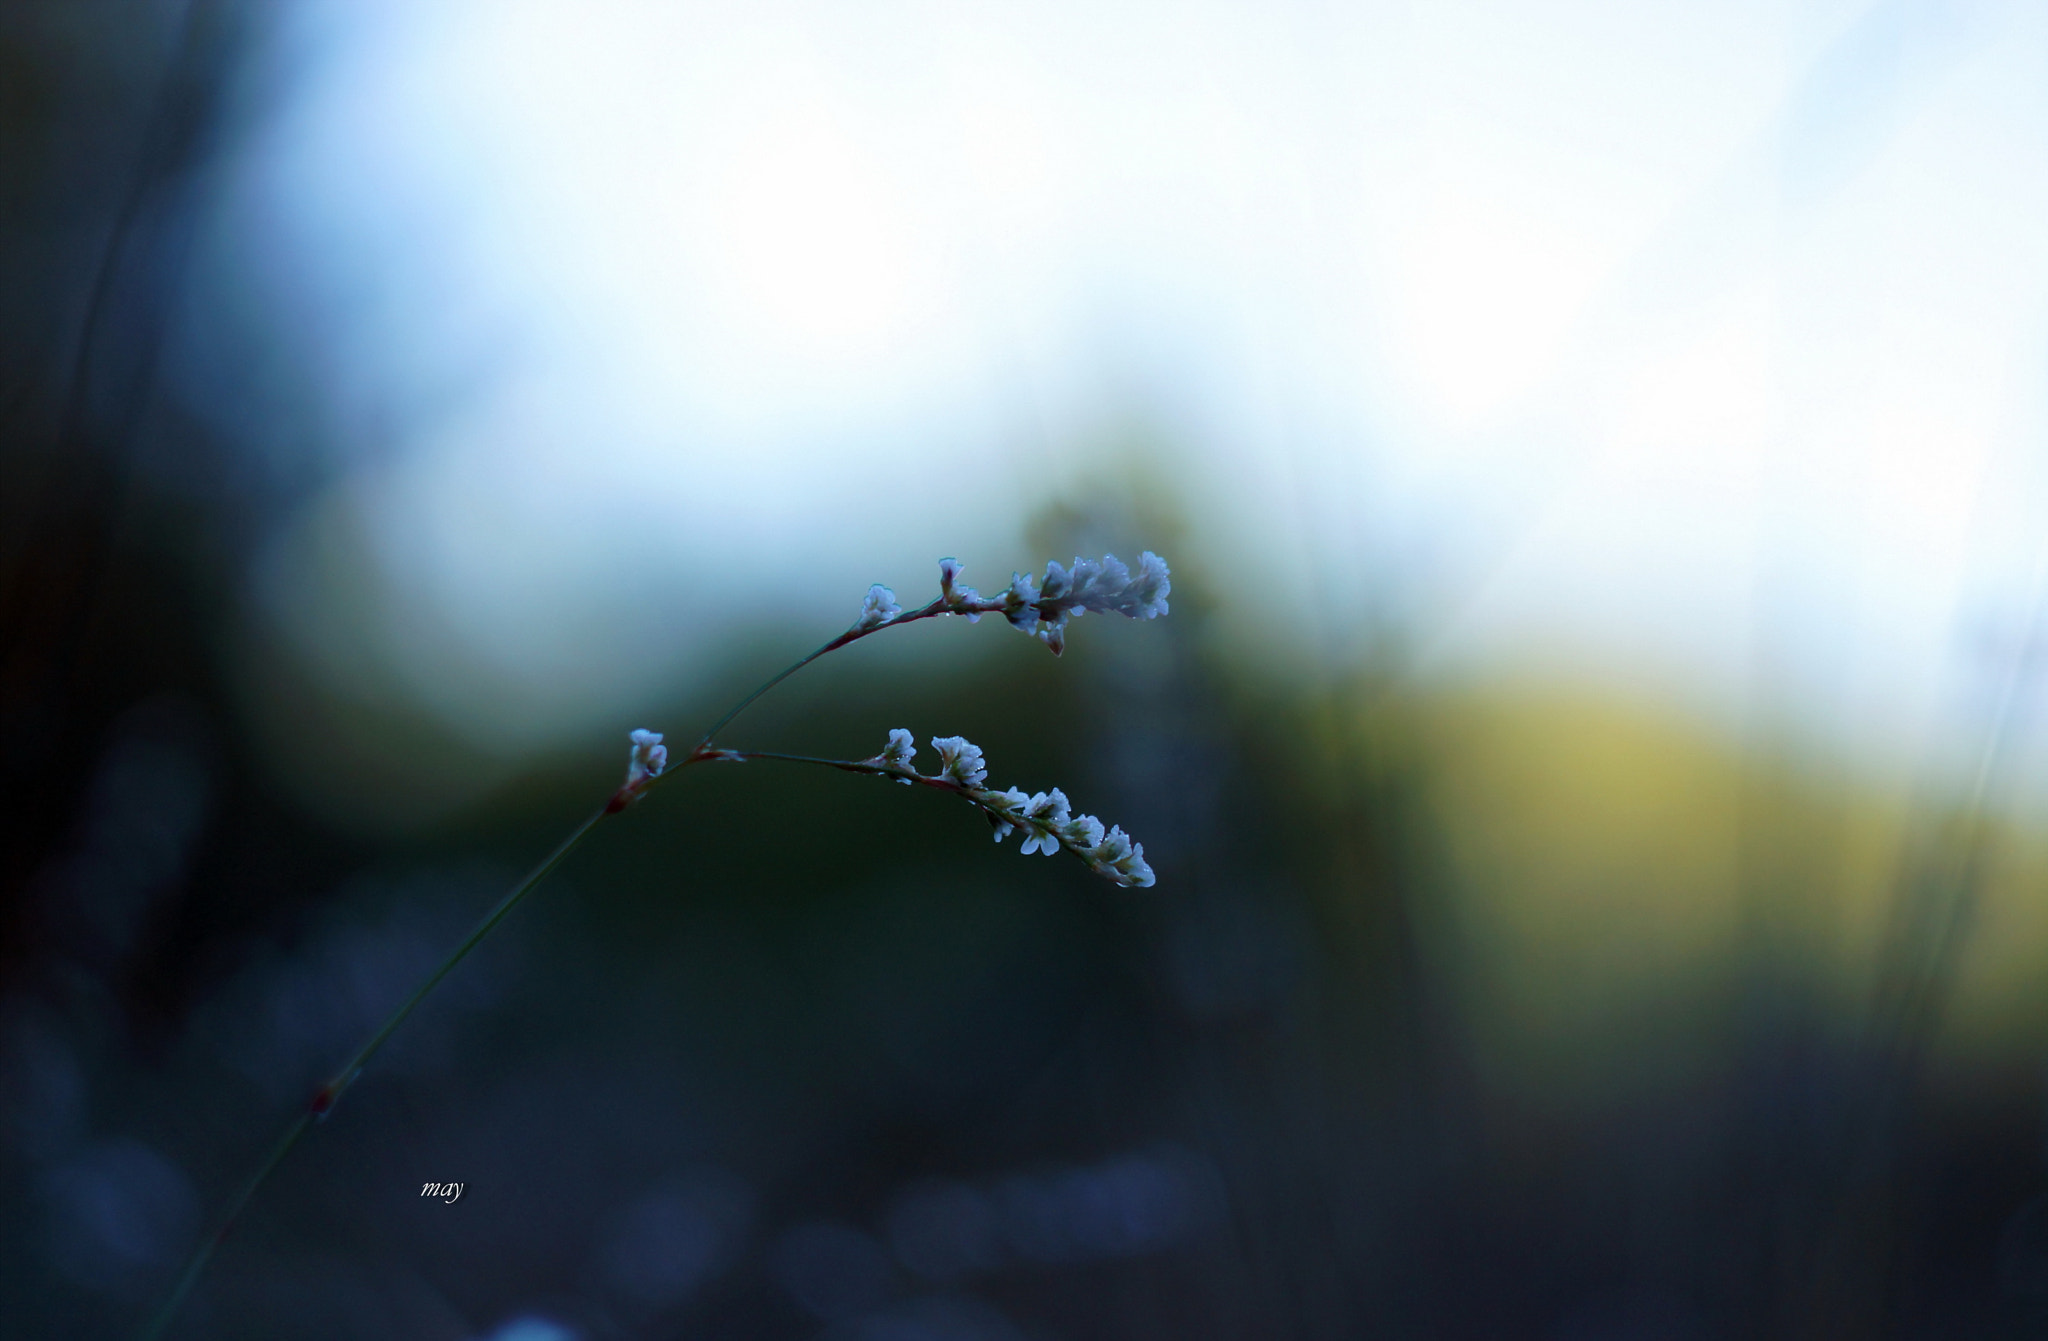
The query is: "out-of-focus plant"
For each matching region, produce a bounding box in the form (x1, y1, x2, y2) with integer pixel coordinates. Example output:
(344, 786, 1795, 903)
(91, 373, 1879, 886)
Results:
(137, 551, 1172, 1340)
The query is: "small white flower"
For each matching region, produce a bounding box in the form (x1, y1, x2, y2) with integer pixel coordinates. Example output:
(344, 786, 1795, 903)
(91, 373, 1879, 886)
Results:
(1127, 551, 1171, 619)
(983, 785, 1029, 815)
(931, 735, 989, 787)
(1115, 843, 1156, 887)
(615, 728, 668, 807)
(1003, 572, 1040, 632)
(873, 727, 918, 783)
(627, 729, 667, 784)
(1087, 824, 1155, 887)
(939, 557, 982, 623)
(1062, 813, 1105, 850)
(1068, 555, 1114, 608)
(1018, 788, 1071, 855)
(1026, 787, 1071, 825)
(982, 785, 1030, 841)
(856, 584, 901, 630)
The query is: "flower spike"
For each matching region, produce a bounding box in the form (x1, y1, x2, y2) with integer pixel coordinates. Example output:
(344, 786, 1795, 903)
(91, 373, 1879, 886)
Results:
(827, 552, 1169, 657)
(794, 730, 1156, 887)
(997, 552, 1171, 655)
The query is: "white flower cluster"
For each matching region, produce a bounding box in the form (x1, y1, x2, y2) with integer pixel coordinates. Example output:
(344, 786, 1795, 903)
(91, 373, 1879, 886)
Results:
(847, 554, 1171, 657)
(997, 552, 1172, 655)
(864, 729, 1155, 887)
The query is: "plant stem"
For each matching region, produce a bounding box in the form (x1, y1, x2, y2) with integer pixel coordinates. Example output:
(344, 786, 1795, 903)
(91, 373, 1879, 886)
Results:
(723, 748, 961, 791)
(137, 605, 952, 1338)
(136, 1112, 310, 1341)
(136, 804, 616, 1340)
(319, 806, 613, 1113)
(687, 599, 952, 752)
(690, 635, 849, 750)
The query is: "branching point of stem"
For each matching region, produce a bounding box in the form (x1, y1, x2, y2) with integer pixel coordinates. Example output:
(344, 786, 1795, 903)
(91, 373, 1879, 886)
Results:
(137, 572, 1061, 1339)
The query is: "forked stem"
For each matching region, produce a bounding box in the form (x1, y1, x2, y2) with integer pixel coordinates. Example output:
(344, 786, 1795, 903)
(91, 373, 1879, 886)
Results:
(684, 597, 950, 752)
(134, 547, 1170, 1337)
(134, 628, 879, 1340)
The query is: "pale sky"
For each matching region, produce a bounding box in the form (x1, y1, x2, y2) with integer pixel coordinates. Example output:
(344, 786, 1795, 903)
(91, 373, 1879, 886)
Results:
(174, 0, 2048, 806)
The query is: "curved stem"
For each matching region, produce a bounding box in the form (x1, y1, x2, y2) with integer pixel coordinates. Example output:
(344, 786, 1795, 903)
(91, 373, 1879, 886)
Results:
(135, 1113, 310, 1341)
(138, 592, 968, 1338)
(316, 806, 611, 1113)
(689, 599, 953, 751)
(690, 635, 849, 749)
(136, 804, 614, 1341)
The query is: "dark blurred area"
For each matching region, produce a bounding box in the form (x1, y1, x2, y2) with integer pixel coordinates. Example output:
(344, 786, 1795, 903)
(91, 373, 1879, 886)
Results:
(7, 5, 2048, 1340)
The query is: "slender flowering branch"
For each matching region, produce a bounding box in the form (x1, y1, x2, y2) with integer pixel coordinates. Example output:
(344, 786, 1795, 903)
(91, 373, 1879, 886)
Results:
(138, 551, 1169, 1339)
(718, 732, 1155, 887)
(653, 552, 1169, 775)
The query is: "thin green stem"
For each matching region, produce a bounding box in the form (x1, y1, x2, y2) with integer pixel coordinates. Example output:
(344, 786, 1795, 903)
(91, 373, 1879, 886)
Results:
(136, 802, 618, 1340)
(137, 589, 971, 1339)
(322, 806, 611, 1108)
(688, 599, 953, 752)
(690, 636, 848, 750)
(137, 1111, 313, 1341)
(729, 748, 864, 766)
(723, 748, 961, 793)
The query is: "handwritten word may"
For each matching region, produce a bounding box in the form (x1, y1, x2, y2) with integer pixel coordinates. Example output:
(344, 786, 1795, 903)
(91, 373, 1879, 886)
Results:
(420, 1182, 464, 1204)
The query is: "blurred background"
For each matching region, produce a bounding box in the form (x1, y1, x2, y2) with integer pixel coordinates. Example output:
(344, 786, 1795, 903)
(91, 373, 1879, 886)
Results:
(8, 0, 2048, 1336)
